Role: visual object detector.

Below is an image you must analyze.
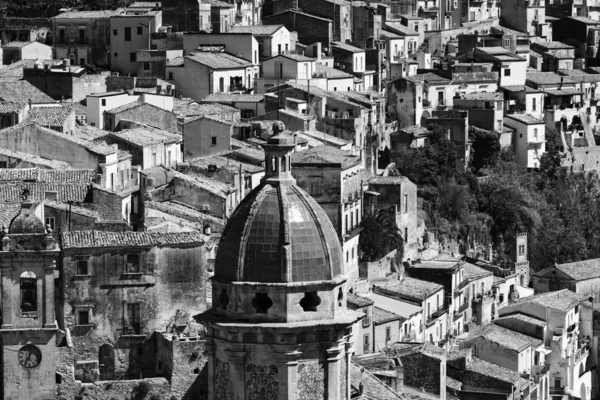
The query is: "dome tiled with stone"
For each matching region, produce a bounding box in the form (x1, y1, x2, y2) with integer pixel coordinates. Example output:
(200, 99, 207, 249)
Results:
(215, 125, 344, 284)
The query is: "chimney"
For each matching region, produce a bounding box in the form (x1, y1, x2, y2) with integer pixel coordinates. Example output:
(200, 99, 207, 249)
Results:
(559, 77, 564, 90)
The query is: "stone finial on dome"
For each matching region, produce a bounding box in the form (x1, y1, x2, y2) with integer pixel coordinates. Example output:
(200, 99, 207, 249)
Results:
(272, 120, 285, 135)
(261, 123, 296, 183)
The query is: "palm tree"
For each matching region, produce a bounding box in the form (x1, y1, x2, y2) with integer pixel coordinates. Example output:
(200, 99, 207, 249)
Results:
(359, 208, 404, 262)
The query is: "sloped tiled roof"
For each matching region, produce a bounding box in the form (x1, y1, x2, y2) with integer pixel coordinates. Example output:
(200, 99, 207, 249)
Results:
(203, 93, 264, 103)
(554, 258, 600, 280)
(105, 100, 144, 114)
(347, 293, 375, 308)
(373, 306, 403, 324)
(0, 101, 28, 113)
(465, 323, 542, 352)
(228, 24, 284, 36)
(45, 200, 98, 218)
(0, 203, 21, 228)
(62, 230, 205, 249)
(26, 106, 74, 127)
(462, 262, 493, 281)
(0, 148, 71, 169)
(52, 9, 124, 19)
(186, 52, 251, 69)
(291, 146, 361, 168)
(331, 41, 365, 53)
(404, 72, 450, 84)
(350, 362, 403, 399)
(374, 276, 443, 301)
(0, 183, 90, 203)
(508, 289, 580, 312)
(109, 127, 181, 147)
(384, 22, 419, 36)
(315, 63, 354, 79)
(0, 81, 55, 104)
(0, 168, 94, 183)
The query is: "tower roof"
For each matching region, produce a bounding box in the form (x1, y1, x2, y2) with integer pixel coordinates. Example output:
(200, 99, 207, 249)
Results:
(214, 124, 344, 284)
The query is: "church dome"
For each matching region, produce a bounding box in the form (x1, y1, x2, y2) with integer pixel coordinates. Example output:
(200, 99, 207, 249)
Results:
(214, 128, 343, 284)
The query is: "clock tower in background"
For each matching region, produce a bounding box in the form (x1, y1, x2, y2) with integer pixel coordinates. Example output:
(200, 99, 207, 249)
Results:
(0, 193, 60, 400)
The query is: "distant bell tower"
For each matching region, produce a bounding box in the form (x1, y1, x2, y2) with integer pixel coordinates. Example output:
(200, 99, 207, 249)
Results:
(202, 122, 361, 400)
(511, 232, 530, 287)
(0, 191, 59, 400)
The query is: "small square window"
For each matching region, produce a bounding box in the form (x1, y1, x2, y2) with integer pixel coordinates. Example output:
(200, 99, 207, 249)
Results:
(101, 99, 106, 106)
(130, 53, 136, 62)
(504, 68, 511, 77)
(77, 259, 88, 275)
(0, 161, 6, 168)
(143, 62, 150, 71)
(126, 254, 140, 273)
(211, 137, 217, 145)
(113, 29, 117, 36)
(78, 310, 90, 325)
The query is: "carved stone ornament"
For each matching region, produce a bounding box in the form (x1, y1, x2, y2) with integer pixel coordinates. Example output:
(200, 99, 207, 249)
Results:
(298, 361, 325, 400)
(246, 363, 279, 400)
(215, 359, 230, 400)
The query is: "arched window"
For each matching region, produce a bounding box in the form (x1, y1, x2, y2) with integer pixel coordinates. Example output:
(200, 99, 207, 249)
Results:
(20, 271, 37, 316)
(271, 156, 277, 172)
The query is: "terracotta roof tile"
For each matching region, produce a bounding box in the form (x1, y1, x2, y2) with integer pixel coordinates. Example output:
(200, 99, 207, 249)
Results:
(374, 276, 444, 301)
(291, 146, 361, 168)
(347, 293, 375, 308)
(373, 306, 403, 324)
(554, 258, 600, 280)
(203, 93, 264, 103)
(109, 127, 181, 147)
(26, 107, 74, 128)
(0, 183, 90, 203)
(228, 24, 284, 36)
(0, 148, 71, 169)
(0, 168, 95, 183)
(52, 9, 124, 19)
(0, 101, 28, 113)
(186, 52, 251, 69)
(62, 230, 205, 249)
(0, 81, 55, 104)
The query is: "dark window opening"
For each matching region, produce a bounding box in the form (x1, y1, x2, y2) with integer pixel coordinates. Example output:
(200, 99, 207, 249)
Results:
(193, 367, 200, 374)
(125, 27, 131, 41)
(78, 310, 90, 325)
(130, 53, 136, 62)
(101, 99, 106, 106)
(20, 272, 37, 316)
(126, 254, 140, 273)
(126, 303, 141, 334)
(77, 259, 88, 275)
(211, 136, 217, 145)
(300, 292, 321, 312)
(113, 29, 117, 36)
(219, 289, 229, 310)
(137, 26, 143, 35)
(338, 287, 344, 306)
(56, 373, 63, 384)
(252, 293, 273, 313)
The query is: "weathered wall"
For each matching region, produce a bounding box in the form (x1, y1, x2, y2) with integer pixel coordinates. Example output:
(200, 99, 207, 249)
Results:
(562, 146, 600, 174)
(1, 330, 57, 400)
(109, 104, 178, 133)
(400, 351, 445, 396)
(423, 18, 500, 55)
(61, 242, 207, 380)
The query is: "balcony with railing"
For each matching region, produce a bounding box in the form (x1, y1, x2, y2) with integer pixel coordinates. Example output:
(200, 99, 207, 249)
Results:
(426, 306, 449, 327)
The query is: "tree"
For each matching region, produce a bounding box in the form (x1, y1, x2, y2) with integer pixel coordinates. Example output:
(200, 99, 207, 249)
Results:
(469, 127, 501, 173)
(539, 128, 564, 179)
(359, 209, 404, 262)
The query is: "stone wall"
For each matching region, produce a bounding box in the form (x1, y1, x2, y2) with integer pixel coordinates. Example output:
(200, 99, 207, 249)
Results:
(423, 18, 500, 55)
(561, 146, 600, 174)
(23, 69, 109, 101)
(400, 351, 445, 396)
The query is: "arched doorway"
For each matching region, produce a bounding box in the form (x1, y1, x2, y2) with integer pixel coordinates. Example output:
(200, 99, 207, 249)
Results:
(99, 344, 115, 381)
(580, 382, 587, 400)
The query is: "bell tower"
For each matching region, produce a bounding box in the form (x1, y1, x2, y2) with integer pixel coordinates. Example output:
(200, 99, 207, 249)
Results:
(0, 192, 59, 400)
(202, 123, 361, 400)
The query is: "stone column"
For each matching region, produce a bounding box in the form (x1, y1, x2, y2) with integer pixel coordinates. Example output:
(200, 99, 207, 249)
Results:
(1, 262, 13, 328)
(344, 333, 356, 400)
(225, 348, 247, 400)
(206, 337, 215, 400)
(326, 343, 344, 399)
(44, 260, 57, 328)
(275, 349, 302, 400)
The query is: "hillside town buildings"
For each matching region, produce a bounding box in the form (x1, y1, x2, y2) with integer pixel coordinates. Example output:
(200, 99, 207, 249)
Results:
(1, 0, 600, 399)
